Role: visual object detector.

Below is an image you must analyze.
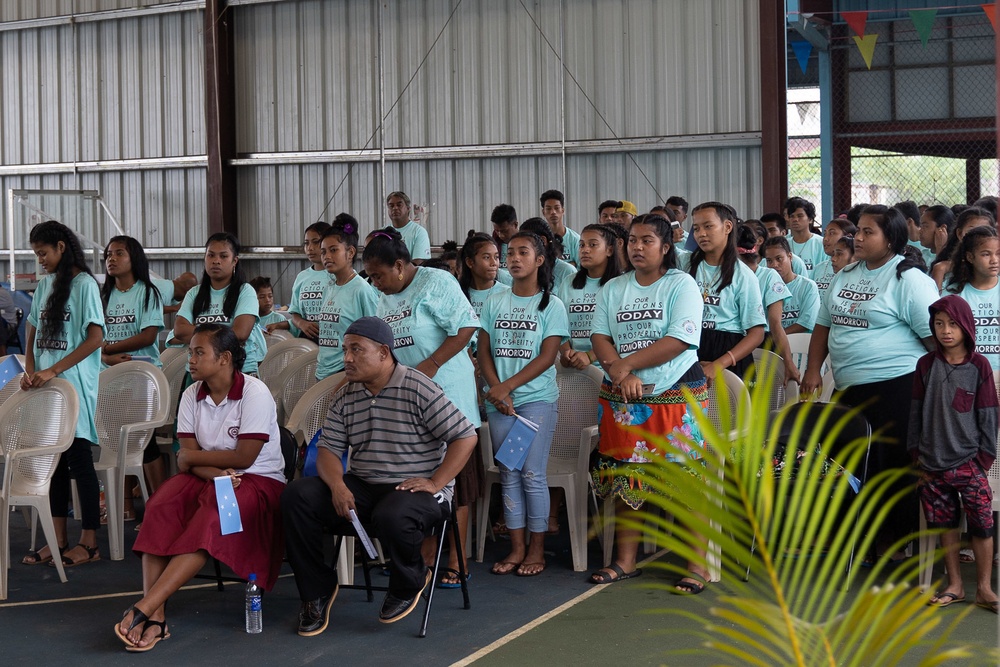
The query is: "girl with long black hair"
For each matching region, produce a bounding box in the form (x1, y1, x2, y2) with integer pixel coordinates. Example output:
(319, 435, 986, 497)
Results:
(101, 235, 163, 368)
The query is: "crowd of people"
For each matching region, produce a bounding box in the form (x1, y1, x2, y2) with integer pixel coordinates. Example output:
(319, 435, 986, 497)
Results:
(10, 187, 1000, 649)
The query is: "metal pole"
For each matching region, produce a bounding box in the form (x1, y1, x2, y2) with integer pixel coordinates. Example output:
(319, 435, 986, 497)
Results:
(559, 0, 567, 191)
(7, 189, 15, 291)
(378, 1, 387, 220)
(819, 48, 834, 225)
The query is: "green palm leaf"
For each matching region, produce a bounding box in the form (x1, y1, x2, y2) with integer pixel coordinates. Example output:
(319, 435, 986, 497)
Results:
(613, 368, 1000, 666)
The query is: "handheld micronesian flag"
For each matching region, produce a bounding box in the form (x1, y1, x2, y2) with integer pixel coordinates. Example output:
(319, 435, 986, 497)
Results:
(215, 475, 244, 535)
(494, 415, 539, 471)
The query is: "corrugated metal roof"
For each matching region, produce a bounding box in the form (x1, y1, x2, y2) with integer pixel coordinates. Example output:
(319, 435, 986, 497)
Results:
(0, 1, 187, 23)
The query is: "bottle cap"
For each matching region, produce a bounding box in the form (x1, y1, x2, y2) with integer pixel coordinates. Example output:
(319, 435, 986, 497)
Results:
(248, 573, 257, 581)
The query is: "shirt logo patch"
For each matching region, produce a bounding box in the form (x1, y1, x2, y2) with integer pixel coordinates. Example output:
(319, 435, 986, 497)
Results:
(228, 426, 239, 439)
(682, 320, 697, 335)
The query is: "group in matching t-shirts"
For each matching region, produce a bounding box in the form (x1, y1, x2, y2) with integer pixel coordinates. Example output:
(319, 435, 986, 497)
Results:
(13, 190, 1000, 648)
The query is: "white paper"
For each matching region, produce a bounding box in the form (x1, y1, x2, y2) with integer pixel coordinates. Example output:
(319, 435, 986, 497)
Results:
(349, 508, 378, 559)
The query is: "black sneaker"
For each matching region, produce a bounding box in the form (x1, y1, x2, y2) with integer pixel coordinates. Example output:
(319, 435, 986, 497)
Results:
(378, 570, 430, 624)
(297, 585, 338, 637)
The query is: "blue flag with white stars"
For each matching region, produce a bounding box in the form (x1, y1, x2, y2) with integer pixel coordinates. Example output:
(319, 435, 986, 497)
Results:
(214, 475, 243, 535)
(495, 415, 539, 471)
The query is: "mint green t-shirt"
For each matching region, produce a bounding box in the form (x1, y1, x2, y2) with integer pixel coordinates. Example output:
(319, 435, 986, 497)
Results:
(377, 267, 481, 427)
(289, 267, 333, 337)
(592, 270, 702, 394)
(481, 290, 569, 408)
(782, 274, 820, 332)
(177, 283, 265, 374)
(676, 249, 692, 272)
(817, 255, 937, 388)
(559, 226, 580, 266)
(790, 234, 826, 278)
(791, 253, 808, 277)
(496, 268, 513, 286)
(694, 260, 766, 335)
(908, 239, 936, 269)
(396, 221, 431, 261)
(151, 277, 177, 307)
(556, 273, 602, 356)
(103, 282, 164, 368)
(812, 259, 836, 303)
(259, 311, 288, 329)
(753, 263, 789, 333)
(316, 274, 379, 380)
(554, 259, 576, 287)
(498, 242, 508, 269)
(29, 273, 105, 443)
(468, 282, 510, 357)
(956, 281, 1000, 371)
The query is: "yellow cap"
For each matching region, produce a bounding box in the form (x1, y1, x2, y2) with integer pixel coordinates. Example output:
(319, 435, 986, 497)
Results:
(616, 200, 637, 216)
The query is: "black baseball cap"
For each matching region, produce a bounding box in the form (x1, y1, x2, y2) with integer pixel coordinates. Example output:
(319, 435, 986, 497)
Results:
(344, 317, 397, 362)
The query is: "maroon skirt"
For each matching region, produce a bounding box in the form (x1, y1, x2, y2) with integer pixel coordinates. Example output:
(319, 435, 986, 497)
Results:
(133, 472, 285, 591)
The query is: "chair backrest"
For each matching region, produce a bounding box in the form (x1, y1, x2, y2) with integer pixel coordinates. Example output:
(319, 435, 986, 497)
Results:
(769, 401, 872, 480)
(259, 338, 319, 386)
(0, 378, 79, 492)
(550, 365, 603, 473)
(158, 346, 186, 368)
(0, 354, 26, 408)
(479, 423, 496, 473)
(785, 333, 811, 377)
(265, 329, 294, 346)
(273, 350, 320, 422)
(95, 362, 171, 464)
(705, 369, 751, 445)
(990, 416, 1000, 510)
(160, 348, 191, 424)
(285, 371, 345, 445)
(749, 348, 786, 413)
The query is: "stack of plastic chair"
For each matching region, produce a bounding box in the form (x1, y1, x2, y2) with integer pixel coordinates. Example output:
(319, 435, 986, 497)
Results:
(94, 361, 171, 560)
(749, 348, 787, 412)
(264, 328, 293, 346)
(271, 350, 319, 426)
(0, 378, 79, 599)
(259, 338, 318, 388)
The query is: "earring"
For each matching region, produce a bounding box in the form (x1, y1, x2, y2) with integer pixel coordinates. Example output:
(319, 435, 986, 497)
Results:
(398, 273, 404, 281)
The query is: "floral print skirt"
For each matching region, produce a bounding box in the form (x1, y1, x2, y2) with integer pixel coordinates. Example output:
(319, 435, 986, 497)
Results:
(591, 368, 709, 510)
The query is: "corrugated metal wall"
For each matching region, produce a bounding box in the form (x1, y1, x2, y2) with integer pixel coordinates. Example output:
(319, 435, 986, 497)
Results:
(2, 0, 763, 301)
(234, 0, 763, 247)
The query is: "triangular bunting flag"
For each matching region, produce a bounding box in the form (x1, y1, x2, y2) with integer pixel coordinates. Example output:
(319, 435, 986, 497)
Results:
(853, 34, 878, 70)
(796, 102, 811, 125)
(984, 4, 997, 32)
(909, 9, 937, 46)
(842, 10, 868, 37)
(791, 40, 813, 75)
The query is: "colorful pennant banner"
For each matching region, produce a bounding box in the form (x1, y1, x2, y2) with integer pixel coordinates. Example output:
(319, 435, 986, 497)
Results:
(852, 34, 878, 70)
(791, 40, 813, 75)
(842, 10, 869, 37)
(908, 9, 937, 46)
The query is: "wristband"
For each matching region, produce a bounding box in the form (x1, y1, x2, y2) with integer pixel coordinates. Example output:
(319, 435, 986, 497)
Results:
(726, 350, 736, 368)
(429, 356, 441, 368)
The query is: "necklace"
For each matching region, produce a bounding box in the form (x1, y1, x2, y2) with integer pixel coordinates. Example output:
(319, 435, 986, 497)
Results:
(115, 282, 135, 293)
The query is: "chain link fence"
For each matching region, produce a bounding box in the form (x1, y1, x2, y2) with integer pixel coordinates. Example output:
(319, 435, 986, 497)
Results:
(787, 10, 996, 217)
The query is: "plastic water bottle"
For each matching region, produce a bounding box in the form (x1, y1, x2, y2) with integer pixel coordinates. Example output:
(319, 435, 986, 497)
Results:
(245, 573, 262, 634)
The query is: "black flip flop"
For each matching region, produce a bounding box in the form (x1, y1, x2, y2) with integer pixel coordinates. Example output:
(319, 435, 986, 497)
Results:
(672, 571, 708, 595)
(589, 563, 642, 584)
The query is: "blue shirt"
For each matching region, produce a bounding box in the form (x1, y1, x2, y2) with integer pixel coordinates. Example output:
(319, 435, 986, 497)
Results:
(480, 290, 569, 408)
(817, 255, 938, 388)
(29, 273, 105, 442)
(694, 260, 766, 335)
(554, 259, 576, 287)
(151, 277, 176, 307)
(956, 281, 1000, 371)
(396, 221, 431, 261)
(316, 274, 379, 380)
(289, 267, 333, 337)
(103, 282, 164, 368)
(556, 273, 602, 357)
(559, 227, 580, 265)
(177, 283, 265, 374)
(753, 264, 789, 333)
(812, 259, 836, 303)
(592, 270, 702, 394)
(377, 267, 481, 427)
(782, 274, 820, 332)
(789, 235, 826, 278)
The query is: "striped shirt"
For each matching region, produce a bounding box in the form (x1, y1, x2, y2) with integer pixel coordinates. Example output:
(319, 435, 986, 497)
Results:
(317, 363, 475, 502)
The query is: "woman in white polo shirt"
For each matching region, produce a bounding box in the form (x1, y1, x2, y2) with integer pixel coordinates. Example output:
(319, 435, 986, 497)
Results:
(117, 323, 285, 653)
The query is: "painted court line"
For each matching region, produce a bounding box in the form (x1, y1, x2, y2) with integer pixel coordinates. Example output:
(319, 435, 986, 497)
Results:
(450, 548, 669, 667)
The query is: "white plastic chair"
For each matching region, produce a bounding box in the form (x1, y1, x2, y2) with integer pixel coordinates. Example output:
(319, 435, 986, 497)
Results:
(749, 348, 787, 412)
(474, 425, 502, 564)
(94, 362, 171, 560)
(157, 346, 185, 369)
(259, 337, 318, 387)
(265, 329, 293, 346)
(0, 355, 26, 409)
(0, 378, 80, 599)
(549, 364, 603, 572)
(784, 333, 834, 403)
(271, 350, 319, 426)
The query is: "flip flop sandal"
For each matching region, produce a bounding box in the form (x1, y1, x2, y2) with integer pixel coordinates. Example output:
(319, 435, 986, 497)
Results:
(975, 600, 998, 614)
(672, 571, 708, 595)
(589, 563, 642, 584)
(928, 592, 966, 607)
(54, 543, 100, 568)
(22, 544, 65, 566)
(115, 605, 150, 647)
(125, 619, 171, 652)
(491, 560, 521, 575)
(436, 567, 471, 589)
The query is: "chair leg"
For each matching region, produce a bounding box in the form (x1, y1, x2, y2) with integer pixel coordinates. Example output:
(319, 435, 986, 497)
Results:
(475, 485, 491, 564)
(361, 548, 374, 602)
(1, 499, 10, 601)
(451, 511, 470, 610)
(35, 503, 68, 584)
(20, 507, 36, 551)
(419, 517, 449, 638)
(565, 484, 586, 572)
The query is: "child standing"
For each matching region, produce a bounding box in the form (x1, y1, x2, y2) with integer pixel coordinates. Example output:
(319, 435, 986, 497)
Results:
(908, 295, 998, 612)
(250, 276, 290, 332)
(21, 221, 105, 567)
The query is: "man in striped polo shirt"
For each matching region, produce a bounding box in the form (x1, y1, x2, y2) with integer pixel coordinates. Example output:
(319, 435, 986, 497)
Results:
(282, 317, 477, 636)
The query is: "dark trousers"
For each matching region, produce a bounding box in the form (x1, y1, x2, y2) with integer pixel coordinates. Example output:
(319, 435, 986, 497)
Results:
(49, 437, 102, 531)
(282, 474, 449, 601)
(840, 372, 918, 543)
